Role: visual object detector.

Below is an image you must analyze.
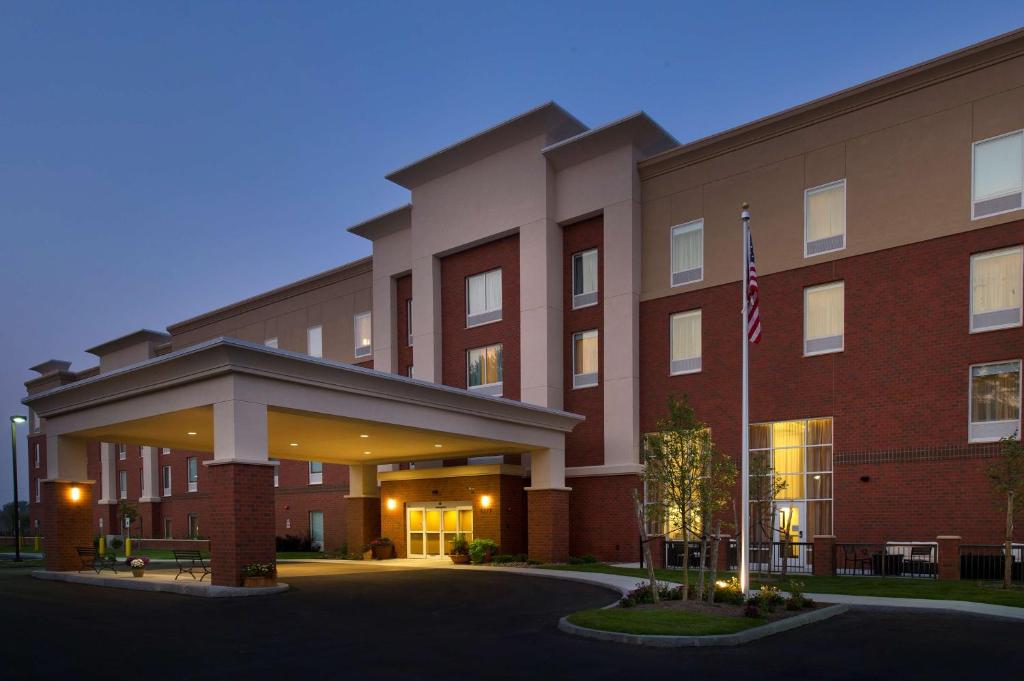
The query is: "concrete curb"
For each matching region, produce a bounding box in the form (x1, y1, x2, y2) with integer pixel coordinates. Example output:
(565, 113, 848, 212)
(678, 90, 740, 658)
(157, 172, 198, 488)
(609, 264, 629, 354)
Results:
(804, 592, 1024, 621)
(558, 603, 848, 647)
(31, 570, 289, 598)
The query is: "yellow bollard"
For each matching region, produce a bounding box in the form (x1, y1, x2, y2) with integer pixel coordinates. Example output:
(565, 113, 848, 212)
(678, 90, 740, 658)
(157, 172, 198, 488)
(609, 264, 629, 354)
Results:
(125, 537, 132, 558)
(98, 536, 105, 556)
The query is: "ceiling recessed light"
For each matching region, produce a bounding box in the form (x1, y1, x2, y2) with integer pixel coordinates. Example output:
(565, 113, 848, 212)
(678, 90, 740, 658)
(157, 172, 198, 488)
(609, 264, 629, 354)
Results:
(187, 432, 197, 436)
(363, 450, 371, 455)
(289, 442, 299, 447)
(359, 434, 369, 438)
(433, 444, 443, 448)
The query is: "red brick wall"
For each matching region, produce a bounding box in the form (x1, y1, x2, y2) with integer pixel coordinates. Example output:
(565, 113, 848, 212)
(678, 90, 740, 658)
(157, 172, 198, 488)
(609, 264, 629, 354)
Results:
(26, 434, 47, 535)
(527, 488, 570, 563)
(569, 474, 642, 562)
(274, 457, 348, 551)
(380, 474, 526, 558)
(344, 496, 381, 554)
(397, 274, 414, 377)
(41, 480, 94, 571)
(205, 462, 276, 587)
(563, 216, 605, 467)
(441, 234, 521, 399)
(639, 219, 1024, 544)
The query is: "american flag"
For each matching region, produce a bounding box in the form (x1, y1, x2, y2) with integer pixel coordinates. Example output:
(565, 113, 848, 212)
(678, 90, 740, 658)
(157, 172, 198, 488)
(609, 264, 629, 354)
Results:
(746, 229, 762, 343)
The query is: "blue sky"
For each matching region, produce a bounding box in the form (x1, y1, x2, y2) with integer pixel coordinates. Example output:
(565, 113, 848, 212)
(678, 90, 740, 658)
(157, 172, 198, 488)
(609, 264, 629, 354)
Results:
(1, 1, 1021, 503)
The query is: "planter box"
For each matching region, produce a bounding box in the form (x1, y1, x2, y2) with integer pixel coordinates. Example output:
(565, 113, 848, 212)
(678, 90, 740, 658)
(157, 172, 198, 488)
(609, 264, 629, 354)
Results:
(371, 545, 394, 560)
(131, 568, 145, 578)
(243, 576, 277, 588)
(450, 554, 470, 565)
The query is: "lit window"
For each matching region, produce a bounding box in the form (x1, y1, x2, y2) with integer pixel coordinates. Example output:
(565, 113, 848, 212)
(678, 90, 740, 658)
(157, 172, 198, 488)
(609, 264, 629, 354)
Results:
(572, 330, 599, 388)
(973, 130, 1024, 219)
(670, 220, 703, 286)
(466, 269, 502, 327)
(572, 249, 599, 308)
(118, 470, 127, 500)
(34, 443, 40, 469)
(971, 247, 1022, 332)
(161, 465, 172, 497)
(35, 478, 41, 503)
(187, 457, 198, 492)
(670, 310, 702, 375)
(118, 444, 126, 461)
(804, 282, 844, 355)
(467, 344, 503, 396)
(354, 312, 372, 358)
(309, 461, 323, 485)
(265, 337, 278, 349)
(307, 325, 323, 358)
(407, 299, 414, 347)
(970, 361, 1021, 442)
(804, 180, 846, 257)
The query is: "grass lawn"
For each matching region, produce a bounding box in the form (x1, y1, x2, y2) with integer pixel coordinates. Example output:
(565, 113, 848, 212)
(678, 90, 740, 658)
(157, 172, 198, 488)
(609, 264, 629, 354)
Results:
(539, 563, 1024, 608)
(0, 559, 44, 569)
(568, 608, 764, 636)
(106, 549, 338, 560)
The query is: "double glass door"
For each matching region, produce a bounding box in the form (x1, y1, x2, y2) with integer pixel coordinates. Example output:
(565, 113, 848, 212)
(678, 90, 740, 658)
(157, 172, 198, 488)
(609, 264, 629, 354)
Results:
(407, 504, 473, 557)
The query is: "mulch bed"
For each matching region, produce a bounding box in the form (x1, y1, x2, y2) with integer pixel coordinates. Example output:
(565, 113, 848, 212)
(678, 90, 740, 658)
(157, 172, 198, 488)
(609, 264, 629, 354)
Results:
(633, 598, 824, 622)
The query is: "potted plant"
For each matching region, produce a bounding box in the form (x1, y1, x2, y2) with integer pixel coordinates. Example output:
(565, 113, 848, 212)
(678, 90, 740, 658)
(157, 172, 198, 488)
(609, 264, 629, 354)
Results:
(369, 537, 394, 560)
(127, 556, 150, 578)
(469, 538, 498, 565)
(242, 562, 277, 587)
(449, 536, 470, 565)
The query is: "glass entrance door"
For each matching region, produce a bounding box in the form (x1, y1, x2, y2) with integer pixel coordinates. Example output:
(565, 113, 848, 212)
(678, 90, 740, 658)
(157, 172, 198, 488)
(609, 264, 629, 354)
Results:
(309, 511, 324, 551)
(406, 504, 473, 557)
(774, 502, 806, 567)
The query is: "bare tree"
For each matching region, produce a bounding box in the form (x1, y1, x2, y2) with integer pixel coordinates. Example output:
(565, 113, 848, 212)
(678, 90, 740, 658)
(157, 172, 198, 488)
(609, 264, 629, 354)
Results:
(632, 488, 659, 603)
(988, 434, 1024, 588)
(748, 452, 787, 577)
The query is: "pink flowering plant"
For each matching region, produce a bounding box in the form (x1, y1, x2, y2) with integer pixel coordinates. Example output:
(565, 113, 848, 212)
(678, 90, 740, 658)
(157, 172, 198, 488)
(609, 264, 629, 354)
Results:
(125, 556, 150, 567)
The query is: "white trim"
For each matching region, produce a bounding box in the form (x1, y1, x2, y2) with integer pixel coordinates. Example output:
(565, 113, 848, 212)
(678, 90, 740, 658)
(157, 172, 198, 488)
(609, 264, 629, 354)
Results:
(669, 219, 704, 288)
(971, 129, 1024, 221)
(669, 309, 702, 376)
(572, 329, 599, 389)
(803, 281, 845, 357)
(803, 179, 847, 258)
(406, 298, 414, 347)
(968, 359, 1022, 443)
(566, 463, 644, 478)
(969, 246, 1023, 333)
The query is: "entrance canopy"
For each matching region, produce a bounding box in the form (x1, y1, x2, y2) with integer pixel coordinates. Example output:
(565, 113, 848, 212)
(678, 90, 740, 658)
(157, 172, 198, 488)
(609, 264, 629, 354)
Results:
(24, 338, 582, 481)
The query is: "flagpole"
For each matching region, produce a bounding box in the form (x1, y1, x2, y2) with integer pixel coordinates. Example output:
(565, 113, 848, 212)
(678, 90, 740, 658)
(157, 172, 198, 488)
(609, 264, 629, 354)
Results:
(740, 203, 751, 595)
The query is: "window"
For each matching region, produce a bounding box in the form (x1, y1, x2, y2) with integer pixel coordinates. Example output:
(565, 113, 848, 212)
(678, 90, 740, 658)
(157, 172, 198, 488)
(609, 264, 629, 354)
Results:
(804, 180, 846, 256)
(272, 461, 279, 488)
(307, 325, 323, 358)
(163, 518, 173, 539)
(408, 365, 415, 378)
(407, 299, 414, 346)
(466, 269, 502, 326)
(187, 457, 198, 492)
(118, 444, 126, 461)
(161, 447, 170, 455)
(265, 337, 278, 349)
(572, 330, 599, 388)
(804, 282, 844, 355)
(309, 511, 324, 551)
(34, 443, 40, 469)
(670, 310, 702, 375)
(467, 344, 503, 396)
(670, 219, 703, 286)
(969, 361, 1021, 442)
(309, 461, 323, 485)
(118, 470, 128, 500)
(162, 465, 172, 497)
(971, 247, 1022, 332)
(354, 312, 372, 358)
(187, 513, 199, 539)
(35, 478, 40, 503)
(973, 130, 1024, 219)
(572, 249, 599, 308)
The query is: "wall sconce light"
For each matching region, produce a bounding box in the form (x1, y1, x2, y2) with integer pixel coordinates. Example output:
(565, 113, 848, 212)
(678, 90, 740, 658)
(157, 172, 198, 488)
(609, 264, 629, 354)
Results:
(386, 498, 398, 511)
(69, 486, 82, 502)
(480, 494, 493, 510)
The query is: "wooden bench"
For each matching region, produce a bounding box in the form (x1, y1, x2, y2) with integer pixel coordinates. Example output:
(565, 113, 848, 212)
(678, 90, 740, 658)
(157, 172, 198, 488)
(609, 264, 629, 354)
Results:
(77, 547, 118, 574)
(173, 549, 211, 582)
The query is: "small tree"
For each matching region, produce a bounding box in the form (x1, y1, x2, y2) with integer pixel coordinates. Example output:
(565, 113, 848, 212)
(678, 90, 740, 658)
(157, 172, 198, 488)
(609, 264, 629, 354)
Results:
(748, 452, 787, 577)
(118, 500, 140, 539)
(988, 434, 1024, 589)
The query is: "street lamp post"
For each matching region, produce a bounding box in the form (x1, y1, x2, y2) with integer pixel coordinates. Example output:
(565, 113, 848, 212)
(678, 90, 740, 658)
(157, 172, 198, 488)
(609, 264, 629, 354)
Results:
(9, 416, 27, 562)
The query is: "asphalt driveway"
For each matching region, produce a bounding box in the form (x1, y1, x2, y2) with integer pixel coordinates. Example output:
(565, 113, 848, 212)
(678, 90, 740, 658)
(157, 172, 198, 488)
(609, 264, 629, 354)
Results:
(0, 564, 1021, 680)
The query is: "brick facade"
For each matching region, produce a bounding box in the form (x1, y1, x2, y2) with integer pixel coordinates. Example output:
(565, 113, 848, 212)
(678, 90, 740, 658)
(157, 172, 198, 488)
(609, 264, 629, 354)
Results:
(344, 496, 381, 554)
(568, 474, 642, 562)
(527, 488, 570, 563)
(41, 480, 94, 572)
(396, 274, 414, 377)
(205, 462, 276, 587)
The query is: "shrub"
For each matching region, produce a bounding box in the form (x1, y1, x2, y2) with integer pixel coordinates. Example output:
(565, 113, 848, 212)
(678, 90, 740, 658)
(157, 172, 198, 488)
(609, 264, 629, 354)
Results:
(449, 537, 470, 556)
(492, 553, 528, 564)
(242, 562, 276, 577)
(713, 577, 745, 605)
(785, 579, 813, 610)
(109, 537, 124, 551)
(469, 538, 499, 564)
(567, 554, 599, 565)
(620, 581, 682, 607)
(276, 534, 312, 552)
(743, 601, 761, 618)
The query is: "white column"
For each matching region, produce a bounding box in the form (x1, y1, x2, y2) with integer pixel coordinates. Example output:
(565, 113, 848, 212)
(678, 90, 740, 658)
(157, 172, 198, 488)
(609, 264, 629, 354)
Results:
(602, 198, 642, 468)
(411, 255, 442, 382)
(347, 463, 379, 498)
(44, 434, 88, 481)
(139, 446, 161, 502)
(520, 218, 563, 409)
(371, 272, 397, 373)
(526, 448, 568, 491)
(212, 399, 268, 464)
(98, 442, 118, 504)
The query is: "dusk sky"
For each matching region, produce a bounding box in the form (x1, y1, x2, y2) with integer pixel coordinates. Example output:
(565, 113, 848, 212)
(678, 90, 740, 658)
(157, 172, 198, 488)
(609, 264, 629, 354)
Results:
(2, 2, 1022, 504)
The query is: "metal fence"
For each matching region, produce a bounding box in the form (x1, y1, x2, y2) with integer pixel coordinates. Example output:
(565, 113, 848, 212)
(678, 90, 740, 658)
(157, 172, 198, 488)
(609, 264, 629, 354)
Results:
(665, 539, 814, 575)
(960, 544, 1024, 582)
(835, 542, 937, 579)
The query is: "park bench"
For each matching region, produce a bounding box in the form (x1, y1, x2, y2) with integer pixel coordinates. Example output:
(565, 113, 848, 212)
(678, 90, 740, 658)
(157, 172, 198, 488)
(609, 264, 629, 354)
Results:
(173, 549, 211, 581)
(77, 547, 118, 574)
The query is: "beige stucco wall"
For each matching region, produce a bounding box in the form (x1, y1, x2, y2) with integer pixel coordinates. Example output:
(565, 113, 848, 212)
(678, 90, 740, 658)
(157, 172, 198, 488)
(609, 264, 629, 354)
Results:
(641, 54, 1024, 301)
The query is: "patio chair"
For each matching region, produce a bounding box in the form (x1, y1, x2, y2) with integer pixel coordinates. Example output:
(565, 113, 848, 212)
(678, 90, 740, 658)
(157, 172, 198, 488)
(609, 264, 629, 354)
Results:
(841, 545, 871, 575)
(77, 547, 118, 574)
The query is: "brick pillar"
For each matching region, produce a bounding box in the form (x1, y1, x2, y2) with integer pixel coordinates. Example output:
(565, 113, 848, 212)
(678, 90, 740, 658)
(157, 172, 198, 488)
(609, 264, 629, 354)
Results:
(527, 489, 570, 563)
(345, 497, 381, 555)
(937, 535, 961, 581)
(206, 462, 275, 587)
(138, 502, 161, 539)
(41, 481, 95, 571)
(648, 535, 666, 569)
(812, 535, 836, 577)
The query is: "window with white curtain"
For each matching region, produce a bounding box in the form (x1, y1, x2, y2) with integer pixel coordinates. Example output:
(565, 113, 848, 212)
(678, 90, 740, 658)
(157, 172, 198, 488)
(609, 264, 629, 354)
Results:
(572, 249, 598, 308)
(973, 130, 1024, 219)
(466, 269, 502, 326)
(265, 337, 278, 348)
(670, 310, 702, 375)
(467, 344, 503, 396)
(670, 220, 703, 286)
(272, 461, 279, 487)
(118, 470, 127, 500)
(118, 444, 126, 461)
(309, 461, 323, 485)
(573, 330, 599, 388)
(187, 457, 198, 492)
(406, 298, 414, 346)
(162, 465, 172, 497)
(971, 247, 1022, 332)
(804, 282, 844, 355)
(969, 361, 1021, 442)
(307, 325, 323, 358)
(354, 312, 372, 358)
(804, 180, 846, 256)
